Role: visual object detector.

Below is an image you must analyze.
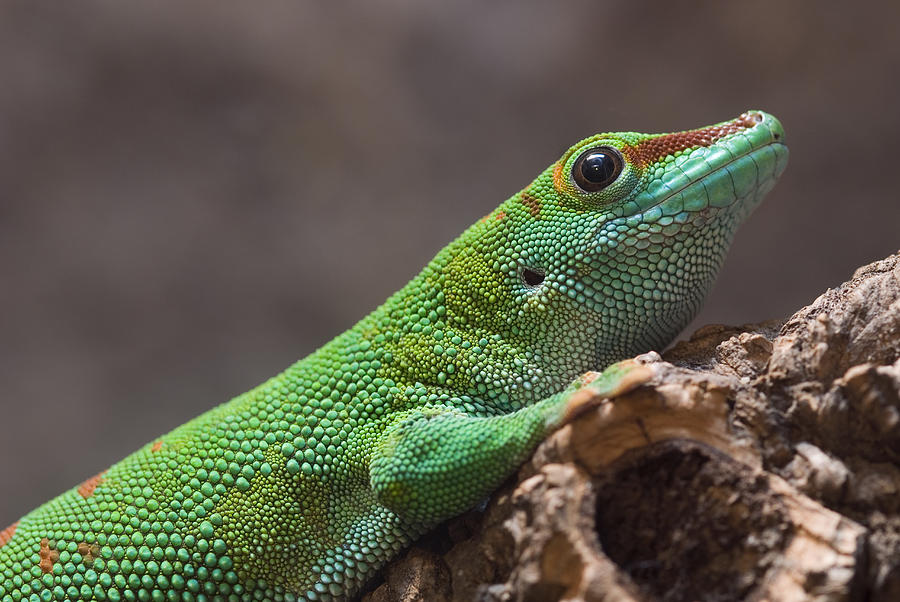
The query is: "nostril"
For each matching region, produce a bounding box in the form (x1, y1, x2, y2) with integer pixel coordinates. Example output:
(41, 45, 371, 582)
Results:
(772, 130, 782, 141)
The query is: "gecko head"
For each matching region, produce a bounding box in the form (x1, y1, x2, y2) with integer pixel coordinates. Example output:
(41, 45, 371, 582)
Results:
(439, 111, 788, 388)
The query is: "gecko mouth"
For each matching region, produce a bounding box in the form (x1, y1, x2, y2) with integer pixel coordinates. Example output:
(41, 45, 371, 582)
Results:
(585, 112, 788, 367)
(636, 112, 788, 222)
(590, 114, 788, 250)
(650, 139, 788, 220)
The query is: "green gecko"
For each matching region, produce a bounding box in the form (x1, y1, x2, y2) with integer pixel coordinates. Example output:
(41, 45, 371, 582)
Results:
(0, 111, 787, 601)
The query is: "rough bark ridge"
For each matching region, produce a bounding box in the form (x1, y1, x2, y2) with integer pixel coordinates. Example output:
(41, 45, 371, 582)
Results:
(363, 252, 900, 602)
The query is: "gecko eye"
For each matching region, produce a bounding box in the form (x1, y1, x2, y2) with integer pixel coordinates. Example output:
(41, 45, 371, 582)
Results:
(572, 147, 623, 192)
(520, 267, 545, 287)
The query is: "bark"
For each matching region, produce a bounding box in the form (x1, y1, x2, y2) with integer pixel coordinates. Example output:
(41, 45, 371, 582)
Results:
(363, 252, 900, 602)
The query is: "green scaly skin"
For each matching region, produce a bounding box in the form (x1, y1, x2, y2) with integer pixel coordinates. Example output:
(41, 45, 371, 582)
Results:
(0, 111, 788, 601)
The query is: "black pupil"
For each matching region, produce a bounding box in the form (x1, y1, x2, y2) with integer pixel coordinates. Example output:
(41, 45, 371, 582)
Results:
(522, 268, 544, 287)
(581, 152, 617, 184)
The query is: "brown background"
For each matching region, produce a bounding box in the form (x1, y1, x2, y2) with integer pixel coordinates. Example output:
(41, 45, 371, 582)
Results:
(1, 1, 897, 523)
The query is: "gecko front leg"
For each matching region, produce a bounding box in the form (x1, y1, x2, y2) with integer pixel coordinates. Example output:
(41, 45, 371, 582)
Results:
(370, 359, 653, 526)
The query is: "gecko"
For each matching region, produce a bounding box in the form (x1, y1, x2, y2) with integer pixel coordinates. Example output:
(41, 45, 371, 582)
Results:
(0, 111, 787, 601)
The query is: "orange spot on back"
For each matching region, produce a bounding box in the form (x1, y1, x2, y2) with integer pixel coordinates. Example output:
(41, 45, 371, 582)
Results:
(39, 538, 59, 573)
(0, 521, 18, 548)
(493, 211, 506, 221)
(77, 471, 106, 499)
(151, 440, 163, 452)
(77, 541, 100, 566)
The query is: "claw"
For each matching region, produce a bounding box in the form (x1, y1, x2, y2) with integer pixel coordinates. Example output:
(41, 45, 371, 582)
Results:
(562, 359, 656, 423)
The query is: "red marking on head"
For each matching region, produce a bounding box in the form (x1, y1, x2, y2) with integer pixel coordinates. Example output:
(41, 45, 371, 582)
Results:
(151, 440, 163, 453)
(77, 471, 106, 499)
(0, 521, 18, 548)
(627, 112, 759, 167)
(494, 211, 506, 221)
(39, 538, 59, 573)
(520, 192, 542, 217)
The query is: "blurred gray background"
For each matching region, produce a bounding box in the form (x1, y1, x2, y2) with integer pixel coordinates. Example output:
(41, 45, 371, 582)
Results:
(1, 0, 897, 523)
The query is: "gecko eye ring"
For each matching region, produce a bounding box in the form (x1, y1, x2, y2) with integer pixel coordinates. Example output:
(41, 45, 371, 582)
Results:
(572, 147, 623, 192)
